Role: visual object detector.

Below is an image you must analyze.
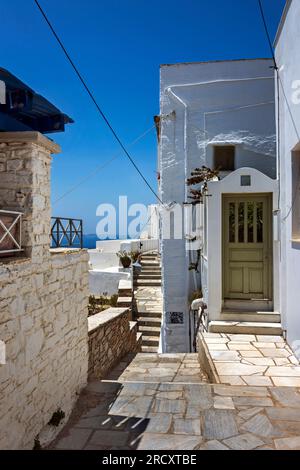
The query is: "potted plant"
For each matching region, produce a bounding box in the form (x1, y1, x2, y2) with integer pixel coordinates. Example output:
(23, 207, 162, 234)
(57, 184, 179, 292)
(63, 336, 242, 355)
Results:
(117, 250, 131, 268)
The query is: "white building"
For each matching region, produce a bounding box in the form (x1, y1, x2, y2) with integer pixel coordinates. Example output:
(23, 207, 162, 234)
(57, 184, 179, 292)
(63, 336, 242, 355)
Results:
(158, 59, 279, 352)
(275, 0, 300, 357)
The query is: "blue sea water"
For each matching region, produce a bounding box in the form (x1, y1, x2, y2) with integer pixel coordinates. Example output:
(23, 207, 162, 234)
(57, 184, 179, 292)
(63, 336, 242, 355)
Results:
(83, 234, 98, 249)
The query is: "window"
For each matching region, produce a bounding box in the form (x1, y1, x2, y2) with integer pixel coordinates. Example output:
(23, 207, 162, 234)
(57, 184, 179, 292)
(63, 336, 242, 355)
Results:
(292, 150, 300, 240)
(213, 145, 235, 171)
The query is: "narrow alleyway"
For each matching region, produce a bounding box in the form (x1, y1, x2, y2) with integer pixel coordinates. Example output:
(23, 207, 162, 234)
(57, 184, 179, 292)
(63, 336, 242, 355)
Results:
(134, 252, 162, 352)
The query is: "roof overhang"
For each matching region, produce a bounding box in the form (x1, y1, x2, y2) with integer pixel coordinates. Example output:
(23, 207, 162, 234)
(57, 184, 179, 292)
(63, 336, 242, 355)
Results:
(0, 67, 74, 134)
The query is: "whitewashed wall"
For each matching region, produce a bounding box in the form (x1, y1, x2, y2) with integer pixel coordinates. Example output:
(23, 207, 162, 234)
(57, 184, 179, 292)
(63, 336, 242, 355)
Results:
(275, 0, 300, 356)
(159, 59, 276, 352)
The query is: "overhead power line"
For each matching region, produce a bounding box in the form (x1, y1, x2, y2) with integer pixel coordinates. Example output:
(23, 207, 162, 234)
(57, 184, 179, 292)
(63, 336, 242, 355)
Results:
(34, 0, 163, 205)
(257, 0, 300, 221)
(53, 124, 155, 205)
(257, 0, 278, 69)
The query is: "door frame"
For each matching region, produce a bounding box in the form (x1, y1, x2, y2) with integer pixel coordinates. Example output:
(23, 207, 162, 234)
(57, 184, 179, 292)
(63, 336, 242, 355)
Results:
(222, 193, 273, 304)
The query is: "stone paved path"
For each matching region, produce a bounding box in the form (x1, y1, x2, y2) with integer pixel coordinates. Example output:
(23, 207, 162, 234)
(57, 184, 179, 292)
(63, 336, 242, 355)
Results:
(50, 353, 300, 450)
(200, 333, 300, 387)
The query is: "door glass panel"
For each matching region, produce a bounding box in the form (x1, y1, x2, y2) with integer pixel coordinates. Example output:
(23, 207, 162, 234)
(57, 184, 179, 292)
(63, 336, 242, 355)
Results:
(229, 202, 235, 242)
(247, 202, 254, 243)
(257, 202, 263, 243)
(238, 202, 244, 243)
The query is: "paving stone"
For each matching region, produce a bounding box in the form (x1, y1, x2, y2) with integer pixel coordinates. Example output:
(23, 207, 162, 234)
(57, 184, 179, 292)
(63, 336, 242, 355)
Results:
(157, 391, 183, 399)
(260, 349, 290, 358)
(203, 410, 238, 440)
(210, 351, 241, 362)
(288, 355, 300, 365)
(253, 342, 276, 349)
(228, 343, 256, 351)
(274, 436, 300, 450)
(233, 397, 273, 407)
(153, 398, 186, 414)
(266, 407, 300, 421)
(145, 414, 172, 433)
(223, 433, 264, 450)
(239, 350, 263, 358)
(55, 428, 93, 450)
(256, 335, 284, 343)
(219, 376, 246, 386)
(184, 384, 213, 408)
(215, 363, 267, 376)
(240, 413, 279, 437)
(138, 433, 202, 450)
(173, 418, 201, 435)
(243, 357, 275, 366)
(75, 416, 115, 430)
(205, 338, 229, 344)
(238, 407, 263, 420)
(213, 396, 235, 410)
(228, 335, 256, 342)
(201, 440, 229, 450)
(86, 381, 121, 395)
(214, 385, 269, 397)
(274, 358, 290, 366)
(271, 377, 300, 387)
(207, 343, 229, 351)
(275, 420, 300, 434)
(270, 387, 300, 407)
(241, 376, 273, 387)
(265, 366, 300, 377)
(89, 430, 130, 448)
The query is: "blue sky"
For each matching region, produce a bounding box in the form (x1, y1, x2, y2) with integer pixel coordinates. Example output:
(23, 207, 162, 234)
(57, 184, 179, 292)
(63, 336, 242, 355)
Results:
(1, 0, 285, 233)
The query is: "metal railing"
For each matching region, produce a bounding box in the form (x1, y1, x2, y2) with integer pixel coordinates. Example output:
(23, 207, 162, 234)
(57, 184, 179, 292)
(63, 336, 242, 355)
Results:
(51, 217, 83, 249)
(0, 209, 23, 254)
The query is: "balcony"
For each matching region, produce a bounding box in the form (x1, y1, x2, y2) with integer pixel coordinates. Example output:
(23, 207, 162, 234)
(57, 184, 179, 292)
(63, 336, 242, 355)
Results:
(51, 217, 83, 249)
(0, 209, 23, 255)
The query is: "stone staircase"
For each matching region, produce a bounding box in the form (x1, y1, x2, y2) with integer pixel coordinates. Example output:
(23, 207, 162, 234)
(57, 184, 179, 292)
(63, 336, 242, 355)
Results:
(209, 307, 283, 336)
(133, 252, 162, 353)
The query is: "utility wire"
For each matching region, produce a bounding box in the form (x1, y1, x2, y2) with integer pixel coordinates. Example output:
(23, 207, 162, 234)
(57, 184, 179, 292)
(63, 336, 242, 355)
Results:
(34, 0, 163, 205)
(53, 124, 155, 205)
(257, 0, 300, 221)
(257, 0, 278, 69)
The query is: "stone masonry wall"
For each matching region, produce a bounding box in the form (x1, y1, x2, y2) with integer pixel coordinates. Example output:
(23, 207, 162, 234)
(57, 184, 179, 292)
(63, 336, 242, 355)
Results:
(0, 133, 89, 449)
(88, 308, 140, 380)
(0, 250, 89, 449)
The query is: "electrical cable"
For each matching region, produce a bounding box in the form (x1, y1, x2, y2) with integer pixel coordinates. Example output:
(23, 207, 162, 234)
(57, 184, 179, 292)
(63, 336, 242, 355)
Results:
(53, 124, 155, 205)
(34, 0, 163, 205)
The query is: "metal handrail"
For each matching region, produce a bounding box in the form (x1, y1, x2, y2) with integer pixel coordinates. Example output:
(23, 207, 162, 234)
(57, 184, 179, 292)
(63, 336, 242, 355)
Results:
(51, 217, 83, 249)
(0, 209, 23, 254)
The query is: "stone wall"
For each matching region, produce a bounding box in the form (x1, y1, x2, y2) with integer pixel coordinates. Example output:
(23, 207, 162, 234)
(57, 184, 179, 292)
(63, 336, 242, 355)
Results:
(88, 308, 141, 380)
(0, 132, 90, 449)
(0, 250, 89, 449)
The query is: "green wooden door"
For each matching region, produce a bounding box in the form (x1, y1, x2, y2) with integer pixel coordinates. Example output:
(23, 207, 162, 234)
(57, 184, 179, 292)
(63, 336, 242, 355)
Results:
(223, 194, 272, 300)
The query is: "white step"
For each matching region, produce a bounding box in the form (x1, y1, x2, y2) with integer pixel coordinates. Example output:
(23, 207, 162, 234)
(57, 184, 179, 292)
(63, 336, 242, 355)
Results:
(220, 311, 281, 323)
(141, 345, 158, 353)
(209, 320, 282, 336)
(134, 279, 161, 286)
(142, 335, 160, 346)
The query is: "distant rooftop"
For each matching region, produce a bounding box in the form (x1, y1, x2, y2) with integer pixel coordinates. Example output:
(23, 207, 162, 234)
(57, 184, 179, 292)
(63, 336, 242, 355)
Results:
(0, 67, 73, 134)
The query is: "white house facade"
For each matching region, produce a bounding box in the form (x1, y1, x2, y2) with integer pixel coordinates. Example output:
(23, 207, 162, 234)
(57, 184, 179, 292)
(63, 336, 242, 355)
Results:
(275, 0, 300, 357)
(158, 59, 278, 352)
